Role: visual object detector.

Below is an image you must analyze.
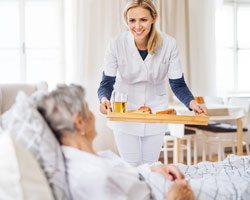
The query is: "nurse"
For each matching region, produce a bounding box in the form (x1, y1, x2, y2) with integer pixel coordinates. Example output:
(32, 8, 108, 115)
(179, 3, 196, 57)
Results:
(98, 0, 207, 166)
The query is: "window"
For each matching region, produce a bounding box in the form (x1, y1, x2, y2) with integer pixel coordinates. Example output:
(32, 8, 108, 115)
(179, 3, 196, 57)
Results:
(0, 0, 64, 88)
(216, 0, 250, 94)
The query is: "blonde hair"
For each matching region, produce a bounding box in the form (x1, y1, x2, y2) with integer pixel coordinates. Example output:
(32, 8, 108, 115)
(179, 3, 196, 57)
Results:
(123, 0, 162, 55)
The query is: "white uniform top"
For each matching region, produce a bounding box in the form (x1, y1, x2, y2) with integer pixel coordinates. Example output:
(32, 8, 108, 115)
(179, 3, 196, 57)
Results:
(104, 31, 183, 136)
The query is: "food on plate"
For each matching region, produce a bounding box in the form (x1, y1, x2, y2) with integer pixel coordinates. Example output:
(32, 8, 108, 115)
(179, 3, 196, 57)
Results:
(195, 96, 205, 104)
(156, 108, 177, 115)
(126, 106, 152, 114)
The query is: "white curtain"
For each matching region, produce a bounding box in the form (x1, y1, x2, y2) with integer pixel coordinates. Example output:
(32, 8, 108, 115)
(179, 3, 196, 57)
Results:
(154, 0, 217, 97)
(187, 0, 217, 96)
(63, 0, 217, 152)
(64, 0, 127, 152)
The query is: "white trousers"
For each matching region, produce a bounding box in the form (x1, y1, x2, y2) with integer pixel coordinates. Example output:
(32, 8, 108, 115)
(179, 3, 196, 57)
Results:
(114, 131, 165, 167)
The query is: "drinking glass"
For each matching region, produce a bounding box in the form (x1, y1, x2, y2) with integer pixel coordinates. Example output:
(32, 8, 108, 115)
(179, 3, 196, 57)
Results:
(112, 91, 128, 113)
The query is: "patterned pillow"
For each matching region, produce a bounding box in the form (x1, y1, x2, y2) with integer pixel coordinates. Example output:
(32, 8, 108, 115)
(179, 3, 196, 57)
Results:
(1, 91, 70, 200)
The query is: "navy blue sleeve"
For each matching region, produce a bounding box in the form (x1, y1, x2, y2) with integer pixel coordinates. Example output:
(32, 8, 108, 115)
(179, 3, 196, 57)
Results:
(97, 71, 116, 103)
(169, 75, 195, 110)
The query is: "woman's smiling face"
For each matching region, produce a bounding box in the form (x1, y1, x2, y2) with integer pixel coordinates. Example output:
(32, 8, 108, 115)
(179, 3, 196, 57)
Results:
(127, 6, 156, 46)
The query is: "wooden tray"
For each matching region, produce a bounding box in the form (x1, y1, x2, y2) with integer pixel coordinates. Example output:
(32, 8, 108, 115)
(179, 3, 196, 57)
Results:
(107, 112, 209, 125)
(207, 108, 229, 116)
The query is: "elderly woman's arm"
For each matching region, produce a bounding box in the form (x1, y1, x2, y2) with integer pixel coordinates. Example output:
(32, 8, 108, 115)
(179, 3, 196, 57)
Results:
(137, 163, 184, 181)
(150, 164, 184, 181)
(70, 168, 134, 200)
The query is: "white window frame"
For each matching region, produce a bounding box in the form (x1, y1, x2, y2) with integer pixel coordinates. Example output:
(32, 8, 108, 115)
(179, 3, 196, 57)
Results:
(224, 0, 250, 93)
(0, 0, 65, 84)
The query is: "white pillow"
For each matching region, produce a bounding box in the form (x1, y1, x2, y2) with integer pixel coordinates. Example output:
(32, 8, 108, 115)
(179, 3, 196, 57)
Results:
(1, 91, 70, 200)
(0, 132, 54, 200)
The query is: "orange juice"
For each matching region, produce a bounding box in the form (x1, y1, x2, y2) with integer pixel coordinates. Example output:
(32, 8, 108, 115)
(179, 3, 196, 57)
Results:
(113, 102, 127, 113)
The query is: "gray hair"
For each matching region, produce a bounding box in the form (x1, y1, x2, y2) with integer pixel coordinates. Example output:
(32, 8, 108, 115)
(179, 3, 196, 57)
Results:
(37, 84, 86, 142)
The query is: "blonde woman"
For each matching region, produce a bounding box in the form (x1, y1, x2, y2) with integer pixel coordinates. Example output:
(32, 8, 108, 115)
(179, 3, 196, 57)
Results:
(98, 0, 207, 166)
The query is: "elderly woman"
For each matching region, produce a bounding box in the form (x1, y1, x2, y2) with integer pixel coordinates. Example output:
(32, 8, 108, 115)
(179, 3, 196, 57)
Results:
(37, 84, 194, 200)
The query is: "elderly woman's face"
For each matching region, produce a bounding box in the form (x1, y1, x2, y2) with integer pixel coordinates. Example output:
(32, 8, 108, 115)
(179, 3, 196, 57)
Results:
(82, 103, 97, 140)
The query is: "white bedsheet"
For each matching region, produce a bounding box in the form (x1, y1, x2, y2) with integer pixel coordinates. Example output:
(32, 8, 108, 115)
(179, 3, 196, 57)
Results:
(144, 154, 250, 200)
(179, 154, 250, 200)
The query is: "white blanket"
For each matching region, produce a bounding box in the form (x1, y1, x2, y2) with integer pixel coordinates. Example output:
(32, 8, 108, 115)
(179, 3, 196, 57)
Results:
(179, 154, 250, 200)
(143, 154, 250, 200)
(62, 144, 250, 200)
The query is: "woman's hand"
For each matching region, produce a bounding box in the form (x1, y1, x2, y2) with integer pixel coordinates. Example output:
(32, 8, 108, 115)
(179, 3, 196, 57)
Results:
(150, 164, 184, 181)
(189, 100, 208, 115)
(99, 97, 112, 115)
(166, 180, 195, 200)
